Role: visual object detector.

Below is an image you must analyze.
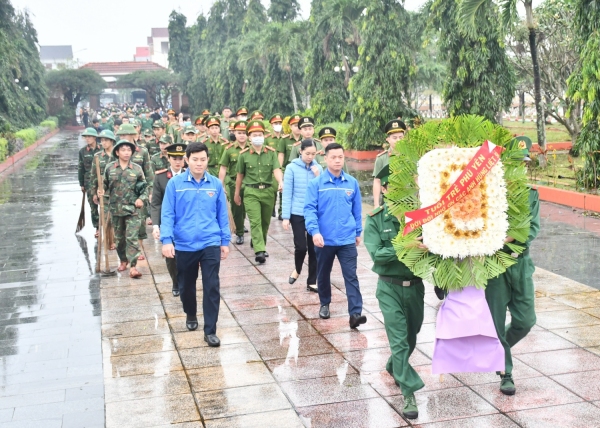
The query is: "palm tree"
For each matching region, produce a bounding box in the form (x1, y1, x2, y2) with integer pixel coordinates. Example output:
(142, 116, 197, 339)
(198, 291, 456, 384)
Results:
(461, 0, 547, 151)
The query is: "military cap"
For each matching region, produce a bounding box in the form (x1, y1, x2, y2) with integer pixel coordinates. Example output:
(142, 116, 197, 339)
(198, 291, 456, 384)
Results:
(201, 109, 211, 116)
(236, 106, 248, 116)
(133, 119, 142, 127)
(183, 125, 198, 134)
(376, 165, 390, 187)
(158, 135, 173, 145)
(205, 116, 221, 128)
(116, 123, 138, 135)
(233, 120, 248, 132)
(511, 136, 532, 162)
(100, 111, 108, 118)
(166, 144, 186, 157)
(318, 127, 337, 139)
(250, 110, 264, 120)
(246, 120, 265, 134)
(289, 114, 302, 125)
(269, 113, 284, 124)
(228, 121, 236, 130)
(152, 120, 166, 128)
(98, 130, 116, 141)
(112, 139, 137, 157)
(193, 115, 204, 125)
(298, 116, 315, 129)
(81, 127, 98, 137)
(143, 130, 153, 137)
(384, 119, 407, 135)
(167, 109, 176, 115)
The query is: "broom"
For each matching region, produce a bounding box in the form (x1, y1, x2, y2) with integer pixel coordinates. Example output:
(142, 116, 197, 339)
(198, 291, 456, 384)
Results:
(75, 192, 85, 233)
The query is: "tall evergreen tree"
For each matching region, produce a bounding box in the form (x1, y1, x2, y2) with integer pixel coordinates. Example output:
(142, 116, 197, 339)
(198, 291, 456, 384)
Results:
(347, 0, 417, 150)
(430, 0, 515, 123)
(268, 0, 301, 23)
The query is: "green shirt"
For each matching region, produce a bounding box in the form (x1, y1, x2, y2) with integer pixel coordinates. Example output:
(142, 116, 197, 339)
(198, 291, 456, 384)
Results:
(373, 151, 390, 178)
(364, 204, 417, 280)
(219, 143, 247, 183)
(204, 138, 226, 168)
(237, 146, 281, 185)
(103, 161, 149, 217)
(150, 152, 170, 172)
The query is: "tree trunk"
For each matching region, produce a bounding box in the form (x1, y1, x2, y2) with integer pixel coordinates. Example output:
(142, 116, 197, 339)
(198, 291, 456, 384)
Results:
(288, 71, 298, 113)
(525, 1, 546, 152)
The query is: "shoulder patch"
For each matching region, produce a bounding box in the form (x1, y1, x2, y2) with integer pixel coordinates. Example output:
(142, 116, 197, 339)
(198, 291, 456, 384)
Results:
(377, 151, 388, 157)
(239, 148, 249, 154)
(314, 138, 321, 143)
(293, 141, 301, 147)
(155, 169, 168, 175)
(368, 206, 384, 217)
(265, 146, 276, 152)
(282, 134, 290, 138)
(225, 143, 234, 150)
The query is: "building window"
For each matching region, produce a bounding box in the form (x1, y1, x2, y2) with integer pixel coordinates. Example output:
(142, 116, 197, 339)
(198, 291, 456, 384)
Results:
(161, 42, 169, 54)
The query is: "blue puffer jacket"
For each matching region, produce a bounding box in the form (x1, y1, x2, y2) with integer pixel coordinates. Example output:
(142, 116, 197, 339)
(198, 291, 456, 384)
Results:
(282, 158, 323, 219)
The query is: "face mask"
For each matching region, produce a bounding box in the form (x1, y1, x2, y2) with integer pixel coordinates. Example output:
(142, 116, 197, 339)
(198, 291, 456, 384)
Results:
(140, 114, 146, 118)
(184, 121, 191, 127)
(239, 116, 247, 121)
(273, 124, 282, 133)
(251, 137, 264, 146)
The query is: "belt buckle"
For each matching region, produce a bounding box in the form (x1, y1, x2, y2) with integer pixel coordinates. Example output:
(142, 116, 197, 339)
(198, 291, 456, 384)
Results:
(402, 281, 410, 287)
(258, 185, 265, 189)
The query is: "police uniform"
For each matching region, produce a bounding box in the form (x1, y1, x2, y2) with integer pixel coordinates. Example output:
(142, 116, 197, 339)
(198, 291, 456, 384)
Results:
(363, 165, 423, 419)
(201, 116, 228, 176)
(78, 128, 101, 230)
(485, 137, 540, 395)
(266, 114, 286, 218)
(219, 120, 248, 242)
(236, 121, 282, 263)
(150, 143, 186, 296)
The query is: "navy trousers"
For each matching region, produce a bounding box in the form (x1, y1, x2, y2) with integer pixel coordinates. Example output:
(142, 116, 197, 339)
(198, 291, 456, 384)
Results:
(315, 243, 363, 316)
(175, 246, 221, 335)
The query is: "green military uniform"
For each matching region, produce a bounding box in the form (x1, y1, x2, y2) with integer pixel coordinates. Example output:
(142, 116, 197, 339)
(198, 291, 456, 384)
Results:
(237, 122, 281, 257)
(219, 139, 247, 238)
(364, 166, 423, 419)
(143, 133, 161, 157)
(78, 128, 101, 229)
(151, 152, 170, 172)
(103, 141, 149, 268)
(89, 130, 118, 211)
(373, 151, 390, 179)
(167, 121, 182, 143)
(485, 189, 540, 377)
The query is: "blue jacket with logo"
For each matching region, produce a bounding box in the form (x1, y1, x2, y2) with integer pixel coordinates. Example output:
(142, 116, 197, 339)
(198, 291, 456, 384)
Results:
(304, 169, 362, 246)
(282, 157, 323, 220)
(160, 170, 231, 251)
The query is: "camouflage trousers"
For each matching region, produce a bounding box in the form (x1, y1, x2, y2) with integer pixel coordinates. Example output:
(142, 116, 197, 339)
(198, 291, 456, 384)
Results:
(138, 202, 148, 240)
(85, 187, 99, 229)
(113, 215, 141, 267)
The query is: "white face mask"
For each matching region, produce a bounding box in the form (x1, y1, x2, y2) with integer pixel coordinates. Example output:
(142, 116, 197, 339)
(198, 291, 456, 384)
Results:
(251, 137, 264, 146)
(239, 116, 247, 121)
(273, 124, 283, 133)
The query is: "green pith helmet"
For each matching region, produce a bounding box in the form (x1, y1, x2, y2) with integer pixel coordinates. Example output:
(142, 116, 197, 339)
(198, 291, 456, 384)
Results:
(82, 127, 98, 137)
(98, 130, 116, 141)
(152, 120, 166, 128)
(116, 123, 137, 135)
(112, 139, 137, 158)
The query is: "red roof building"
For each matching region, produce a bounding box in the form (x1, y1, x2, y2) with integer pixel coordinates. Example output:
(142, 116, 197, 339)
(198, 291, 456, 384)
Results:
(80, 61, 168, 79)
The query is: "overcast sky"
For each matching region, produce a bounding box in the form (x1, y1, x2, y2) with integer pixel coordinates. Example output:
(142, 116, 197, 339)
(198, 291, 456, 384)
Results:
(11, 0, 427, 64)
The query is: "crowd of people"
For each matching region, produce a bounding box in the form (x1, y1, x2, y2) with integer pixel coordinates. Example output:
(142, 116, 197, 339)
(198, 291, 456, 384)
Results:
(77, 104, 539, 420)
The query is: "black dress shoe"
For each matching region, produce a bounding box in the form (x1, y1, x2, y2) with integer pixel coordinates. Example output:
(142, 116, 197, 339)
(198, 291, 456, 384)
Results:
(349, 313, 367, 329)
(264, 251, 269, 257)
(319, 305, 330, 319)
(434, 285, 446, 301)
(278, 214, 283, 221)
(204, 334, 221, 347)
(255, 252, 266, 264)
(172, 287, 180, 297)
(272, 209, 276, 217)
(307, 284, 318, 293)
(186, 315, 198, 331)
(236, 235, 244, 245)
(244, 227, 248, 233)
(250, 239, 253, 248)
(289, 274, 297, 284)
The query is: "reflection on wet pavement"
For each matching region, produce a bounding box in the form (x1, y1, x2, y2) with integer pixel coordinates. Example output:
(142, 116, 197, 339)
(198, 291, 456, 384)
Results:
(4, 132, 600, 427)
(0, 132, 104, 427)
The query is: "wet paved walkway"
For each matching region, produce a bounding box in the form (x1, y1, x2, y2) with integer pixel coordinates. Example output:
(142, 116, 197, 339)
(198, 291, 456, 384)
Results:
(2, 131, 600, 427)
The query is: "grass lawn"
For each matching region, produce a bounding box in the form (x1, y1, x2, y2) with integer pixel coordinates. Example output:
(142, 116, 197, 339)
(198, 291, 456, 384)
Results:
(528, 152, 587, 192)
(503, 121, 571, 144)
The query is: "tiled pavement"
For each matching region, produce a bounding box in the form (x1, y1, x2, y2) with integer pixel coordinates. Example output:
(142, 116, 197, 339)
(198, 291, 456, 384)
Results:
(99, 220, 600, 427)
(3, 131, 600, 427)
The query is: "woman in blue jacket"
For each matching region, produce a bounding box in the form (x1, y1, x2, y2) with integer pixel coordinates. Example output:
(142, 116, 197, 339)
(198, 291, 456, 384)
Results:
(282, 139, 323, 291)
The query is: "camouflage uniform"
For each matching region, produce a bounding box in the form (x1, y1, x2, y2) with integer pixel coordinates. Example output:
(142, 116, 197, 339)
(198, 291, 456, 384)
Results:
(78, 144, 101, 228)
(150, 152, 170, 172)
(131, 145, 155, 239)
(89, 150, 117, 213)
(144, 138, 161, 157)
(103, 161, 148, 267)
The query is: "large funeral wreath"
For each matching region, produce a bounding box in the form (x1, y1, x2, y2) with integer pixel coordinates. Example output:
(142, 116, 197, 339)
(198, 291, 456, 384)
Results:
(387, 115, 532, 291)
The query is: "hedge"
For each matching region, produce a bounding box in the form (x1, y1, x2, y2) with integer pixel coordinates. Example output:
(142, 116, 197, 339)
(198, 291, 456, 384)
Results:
(14, 129, 37, 147)
(0, 138, 7, 163)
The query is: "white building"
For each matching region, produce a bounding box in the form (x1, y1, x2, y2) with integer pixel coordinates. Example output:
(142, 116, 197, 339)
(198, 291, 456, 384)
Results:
(39, 46, 74, 70)
(147, 28, 169, 68)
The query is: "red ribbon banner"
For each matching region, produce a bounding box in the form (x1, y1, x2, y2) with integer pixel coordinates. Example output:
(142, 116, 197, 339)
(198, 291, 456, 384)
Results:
(403, 140, 504, 236)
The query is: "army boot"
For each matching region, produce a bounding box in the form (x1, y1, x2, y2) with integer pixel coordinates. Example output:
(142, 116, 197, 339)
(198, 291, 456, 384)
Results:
(500, 373, 516, 395)
(402, 394, 418, 419)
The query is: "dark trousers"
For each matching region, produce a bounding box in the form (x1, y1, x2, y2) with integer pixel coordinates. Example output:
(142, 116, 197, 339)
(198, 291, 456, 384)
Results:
(175, 246, 221, 335)
(166, 256, 177, 289)
(315, 243, 363, 315)
(289, 214, 316, 285)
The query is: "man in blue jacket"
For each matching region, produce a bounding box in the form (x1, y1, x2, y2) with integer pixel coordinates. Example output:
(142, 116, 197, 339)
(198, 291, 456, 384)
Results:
(160, 142, 231, 347)
(304, 143, 366, 329)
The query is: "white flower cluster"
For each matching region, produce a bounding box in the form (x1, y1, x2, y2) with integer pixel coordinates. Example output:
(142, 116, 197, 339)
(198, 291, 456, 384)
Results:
(418, 146, 509, 258)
